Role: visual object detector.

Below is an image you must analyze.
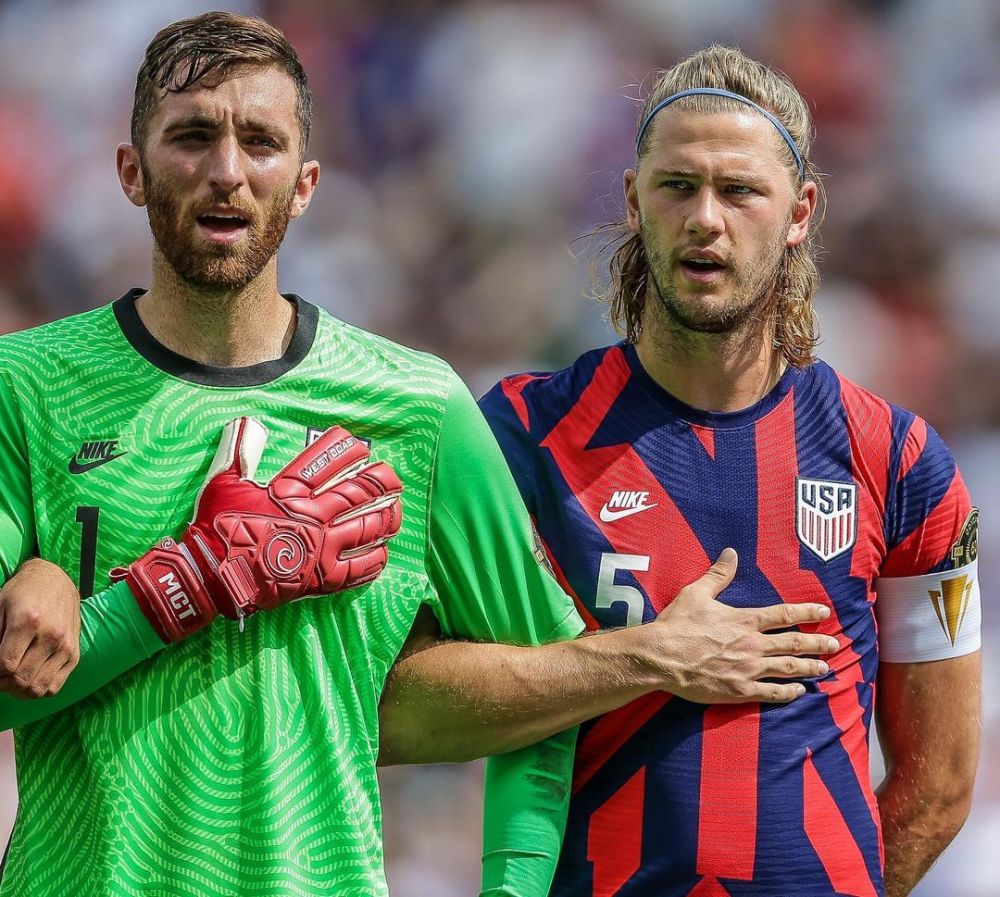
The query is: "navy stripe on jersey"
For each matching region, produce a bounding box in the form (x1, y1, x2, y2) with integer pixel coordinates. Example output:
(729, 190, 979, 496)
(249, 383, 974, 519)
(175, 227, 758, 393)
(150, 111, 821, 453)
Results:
(888, 425, 957, 552)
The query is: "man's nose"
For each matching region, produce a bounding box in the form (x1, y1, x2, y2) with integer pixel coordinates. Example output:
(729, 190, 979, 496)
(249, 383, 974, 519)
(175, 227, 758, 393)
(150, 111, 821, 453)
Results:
(205, 135, 245, 194)
(685, 187, 725, 239)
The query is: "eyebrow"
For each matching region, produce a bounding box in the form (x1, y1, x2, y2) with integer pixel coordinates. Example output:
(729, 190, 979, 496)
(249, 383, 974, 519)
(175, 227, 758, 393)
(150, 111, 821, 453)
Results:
(650, 168, 770, 189)
(162, 115, 220, 134)
(162, 115, 291, 144)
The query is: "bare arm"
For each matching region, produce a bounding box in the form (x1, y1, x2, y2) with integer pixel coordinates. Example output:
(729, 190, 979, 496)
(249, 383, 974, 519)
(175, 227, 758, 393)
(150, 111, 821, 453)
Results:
(876, 653, 981, 897)
(0, 559, 81, 699)
(379, 549, 838, 765)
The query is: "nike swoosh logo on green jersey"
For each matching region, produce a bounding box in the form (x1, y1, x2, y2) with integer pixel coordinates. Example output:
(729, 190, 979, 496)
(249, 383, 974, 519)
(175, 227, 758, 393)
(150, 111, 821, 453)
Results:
(69, 451, 127, 475)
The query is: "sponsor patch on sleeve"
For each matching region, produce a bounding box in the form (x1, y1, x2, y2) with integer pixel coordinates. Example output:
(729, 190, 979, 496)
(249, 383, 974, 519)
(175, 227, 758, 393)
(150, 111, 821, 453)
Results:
(531, 522, 555, 577)
(946, 508, 979, 569)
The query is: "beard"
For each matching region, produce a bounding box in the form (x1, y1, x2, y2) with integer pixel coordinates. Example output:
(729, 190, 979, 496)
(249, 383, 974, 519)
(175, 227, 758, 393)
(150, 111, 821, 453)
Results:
(143, 169, 297, 292)
(641, 216, 786, 336)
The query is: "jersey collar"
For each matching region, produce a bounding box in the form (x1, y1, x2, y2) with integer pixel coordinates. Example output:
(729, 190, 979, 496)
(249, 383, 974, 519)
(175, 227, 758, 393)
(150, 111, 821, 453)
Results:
(113, 288, 318, 387)
(623, 341, 804, 429)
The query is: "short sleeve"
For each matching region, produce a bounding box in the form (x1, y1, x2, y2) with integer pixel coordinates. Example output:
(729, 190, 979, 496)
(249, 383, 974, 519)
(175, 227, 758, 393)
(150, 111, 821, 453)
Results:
(881, 417, 974, 577)
(426, 376, 583, 645)
(876, 417, 979, 662)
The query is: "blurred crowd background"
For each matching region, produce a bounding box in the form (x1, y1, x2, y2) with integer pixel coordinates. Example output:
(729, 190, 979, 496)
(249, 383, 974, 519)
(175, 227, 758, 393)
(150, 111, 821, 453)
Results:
(0, 0, 997, 893)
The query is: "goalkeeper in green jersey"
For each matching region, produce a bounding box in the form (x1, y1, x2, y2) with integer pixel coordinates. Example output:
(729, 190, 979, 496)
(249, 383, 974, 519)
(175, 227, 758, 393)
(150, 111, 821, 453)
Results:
(0, 13, 837, 896)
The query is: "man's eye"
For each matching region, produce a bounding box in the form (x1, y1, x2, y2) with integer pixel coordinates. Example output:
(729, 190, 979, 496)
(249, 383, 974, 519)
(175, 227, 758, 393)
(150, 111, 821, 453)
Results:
(247, 136, 278, 149)
(176, 132, 210, 143)
(662, 180, 693, 191)
(726, 184, 754, 195)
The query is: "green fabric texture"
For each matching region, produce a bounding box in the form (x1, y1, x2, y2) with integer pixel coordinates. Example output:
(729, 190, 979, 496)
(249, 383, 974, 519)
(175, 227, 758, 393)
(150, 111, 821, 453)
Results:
(0, 295, 582, 896)
(426, 383, 584, 896)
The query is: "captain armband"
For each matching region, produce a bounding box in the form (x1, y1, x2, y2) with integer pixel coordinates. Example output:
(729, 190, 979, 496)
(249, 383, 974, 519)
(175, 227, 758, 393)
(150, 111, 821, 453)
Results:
(875, 559, 981, 662)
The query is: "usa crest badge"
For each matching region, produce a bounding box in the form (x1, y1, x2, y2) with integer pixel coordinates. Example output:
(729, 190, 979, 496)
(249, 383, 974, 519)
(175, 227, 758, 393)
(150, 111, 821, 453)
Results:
(796, 477, 858, 562)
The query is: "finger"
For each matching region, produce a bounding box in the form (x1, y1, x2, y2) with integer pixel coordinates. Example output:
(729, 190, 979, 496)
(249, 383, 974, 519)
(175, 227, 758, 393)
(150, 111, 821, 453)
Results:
(0, 677, 33, 699)
(754, 602, 831, 632)
(5, 638, 48, 693)
(701, 547, 738, 598)
(760, 632, 841, 657)
(28, 647, 76, 698)
(202, 417, 268, 486)
(311, 464, 403, 523)
(725, 682, 806, 705)
(272, 426, 371, 497)
(342, 545, 389, 589)
(316, 542, 389, 594)
(43, 655, 79, 697)
(758, 656, 830, 680)
(328, 497, 402, 550)
(0, 627, 34, 680)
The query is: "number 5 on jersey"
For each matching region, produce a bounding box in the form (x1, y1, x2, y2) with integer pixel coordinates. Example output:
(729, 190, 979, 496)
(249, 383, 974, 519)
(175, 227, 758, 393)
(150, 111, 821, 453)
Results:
(596, 552, 650, 627)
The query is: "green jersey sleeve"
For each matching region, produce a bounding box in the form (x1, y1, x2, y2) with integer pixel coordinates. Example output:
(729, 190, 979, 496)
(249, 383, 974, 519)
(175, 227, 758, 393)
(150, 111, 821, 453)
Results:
(426, 378, 581, 644)
(480, 727, 580, 897)
(0, 582, 164, 730)
(0, 372, 37, 577)
(424, 377, 584, 897)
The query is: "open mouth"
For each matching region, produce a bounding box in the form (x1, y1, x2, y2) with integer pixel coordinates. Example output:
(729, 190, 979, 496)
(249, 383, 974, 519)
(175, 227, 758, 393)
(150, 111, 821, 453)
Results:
(679, 257, 727, 283)
(196, 212, 250, 243)
(680, 258, 725, 274)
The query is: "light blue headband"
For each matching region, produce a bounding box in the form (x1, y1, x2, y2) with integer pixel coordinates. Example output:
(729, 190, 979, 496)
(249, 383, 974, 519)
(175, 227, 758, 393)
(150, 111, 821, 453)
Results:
(635, 87, 805, 179)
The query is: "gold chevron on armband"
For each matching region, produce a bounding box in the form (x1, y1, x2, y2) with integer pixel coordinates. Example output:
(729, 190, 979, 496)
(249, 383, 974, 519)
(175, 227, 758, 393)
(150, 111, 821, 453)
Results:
(927, 574, 975, 645)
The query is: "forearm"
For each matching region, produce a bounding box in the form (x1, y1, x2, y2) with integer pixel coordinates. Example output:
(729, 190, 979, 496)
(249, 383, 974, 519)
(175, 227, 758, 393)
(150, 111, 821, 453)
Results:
(876, 654, 981, 897)
(0, 582, 165, 729)
(380, 628, 656, 765)
(878, 770, 973, 897)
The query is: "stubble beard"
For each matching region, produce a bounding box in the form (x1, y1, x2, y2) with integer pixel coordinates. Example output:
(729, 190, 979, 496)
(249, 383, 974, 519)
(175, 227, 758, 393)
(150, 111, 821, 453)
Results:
(143, 168, 297, 293)
(640, 216, 786, 338)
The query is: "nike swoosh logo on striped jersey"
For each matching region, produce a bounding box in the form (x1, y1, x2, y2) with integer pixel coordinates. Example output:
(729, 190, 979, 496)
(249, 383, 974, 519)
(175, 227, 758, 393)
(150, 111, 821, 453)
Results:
(599, 502, 658, 522)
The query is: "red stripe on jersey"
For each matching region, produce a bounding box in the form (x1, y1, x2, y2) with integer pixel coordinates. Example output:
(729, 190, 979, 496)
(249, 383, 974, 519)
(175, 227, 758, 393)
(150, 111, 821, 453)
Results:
(755, 394, 882, 842)
(687, 877, 734, 897)
(880, 469, 971, 577)
(542, 347, 709, 616)
(803, 749, 879, 897)
(573, 693, 671, 795)
(837, 374, 891, 577)
(500, 373, 548, 431)
(587, 767, 646, 897)
(539, 527, 601, 632)
(696, 705, 759, 880)
(691, 424, 716, 460)
(897, 416, 927, 482)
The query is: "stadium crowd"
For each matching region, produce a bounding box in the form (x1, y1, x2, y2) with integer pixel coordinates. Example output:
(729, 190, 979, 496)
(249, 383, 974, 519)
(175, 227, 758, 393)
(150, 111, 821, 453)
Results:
(0, 0, 996, 893)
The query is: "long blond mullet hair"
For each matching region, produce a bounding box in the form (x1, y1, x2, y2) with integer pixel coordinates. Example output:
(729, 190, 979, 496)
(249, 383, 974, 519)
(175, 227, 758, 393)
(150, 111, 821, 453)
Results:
(601, 45, 825, 366)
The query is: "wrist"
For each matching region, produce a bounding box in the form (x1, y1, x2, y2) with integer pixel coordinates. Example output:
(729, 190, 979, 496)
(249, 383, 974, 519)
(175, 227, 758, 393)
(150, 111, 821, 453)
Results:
(620, 620, 683, 694)
(113, 537, 217, 643)
(580, 624, 667, 696)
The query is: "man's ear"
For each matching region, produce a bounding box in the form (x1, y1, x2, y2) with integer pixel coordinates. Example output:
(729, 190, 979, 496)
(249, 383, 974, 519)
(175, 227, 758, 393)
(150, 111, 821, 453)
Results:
(786, 179, 818, 248)
(289, 160, 320, 219)
(117, 143, 146, 207)
(624, 169, 640, 234)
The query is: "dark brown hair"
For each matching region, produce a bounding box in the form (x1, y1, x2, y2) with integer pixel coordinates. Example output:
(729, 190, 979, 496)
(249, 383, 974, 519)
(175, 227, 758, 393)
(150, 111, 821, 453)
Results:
(601, 45, 825, 367)
(131, 11, 313, 158)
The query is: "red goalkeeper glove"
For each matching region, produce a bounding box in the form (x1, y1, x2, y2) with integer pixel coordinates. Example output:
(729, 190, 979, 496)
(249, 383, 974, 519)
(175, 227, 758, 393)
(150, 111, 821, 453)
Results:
(112, 417, 403, 642)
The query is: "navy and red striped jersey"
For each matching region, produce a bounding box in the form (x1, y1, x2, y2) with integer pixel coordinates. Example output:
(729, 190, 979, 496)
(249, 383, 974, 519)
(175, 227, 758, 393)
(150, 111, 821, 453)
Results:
(480, 342, 973, 897)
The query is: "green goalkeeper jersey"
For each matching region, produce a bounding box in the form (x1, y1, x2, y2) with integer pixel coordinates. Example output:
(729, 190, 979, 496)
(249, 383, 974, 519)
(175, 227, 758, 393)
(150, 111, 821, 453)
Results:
(0, 290, 583, 897)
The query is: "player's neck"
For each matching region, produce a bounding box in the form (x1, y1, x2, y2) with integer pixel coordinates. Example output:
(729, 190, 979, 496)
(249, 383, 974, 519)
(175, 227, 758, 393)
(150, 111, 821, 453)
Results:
(634, 312, 785, 414)
(138, 253, 296, 368)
